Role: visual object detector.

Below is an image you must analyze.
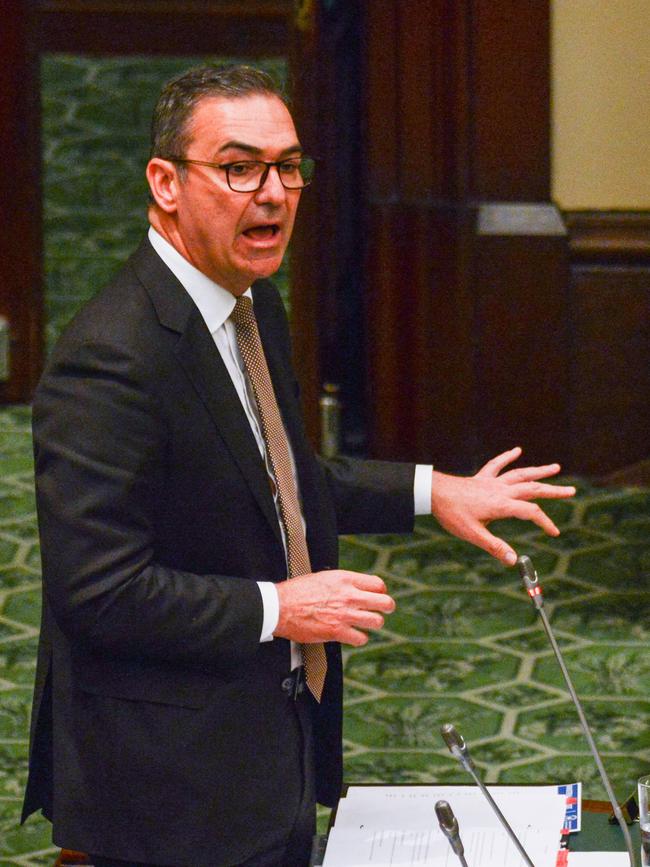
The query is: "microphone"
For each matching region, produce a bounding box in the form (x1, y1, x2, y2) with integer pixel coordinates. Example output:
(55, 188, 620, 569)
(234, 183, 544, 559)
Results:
(517, 555, 637, 867)
(440, 723, 535, 867)
(440, 723, 474, 773)
(435, 800, 469, 867)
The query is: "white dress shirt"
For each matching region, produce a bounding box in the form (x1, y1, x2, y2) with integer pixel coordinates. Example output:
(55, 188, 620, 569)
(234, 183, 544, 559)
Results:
(148, 226, 432, 653)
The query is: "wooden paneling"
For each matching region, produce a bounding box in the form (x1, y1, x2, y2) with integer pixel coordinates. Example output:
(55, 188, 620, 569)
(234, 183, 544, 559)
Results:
(362, 1, 477, 467)
(0, 1, 43, 401)
(363, 2, 399, 199)
(36, 1, 290, 56)
(471, 0, 550, 200)
(571, 269, 650, 474)
(566, 212, 650, 475)
(362, 0, 567, 471)
(473, 234, 571, 465)
(364, 0, 470, 202)
(364, 203, 475, 467)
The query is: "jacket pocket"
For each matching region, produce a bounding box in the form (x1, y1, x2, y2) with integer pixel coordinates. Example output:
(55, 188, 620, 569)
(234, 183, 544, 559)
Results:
(72, 649, 212, 709)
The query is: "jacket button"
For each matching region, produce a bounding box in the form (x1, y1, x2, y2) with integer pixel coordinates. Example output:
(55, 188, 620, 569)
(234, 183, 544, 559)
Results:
(281, 677, 293, 693)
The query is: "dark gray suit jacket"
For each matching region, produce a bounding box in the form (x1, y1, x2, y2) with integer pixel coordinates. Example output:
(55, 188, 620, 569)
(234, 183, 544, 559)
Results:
(23, 238, 416, 865)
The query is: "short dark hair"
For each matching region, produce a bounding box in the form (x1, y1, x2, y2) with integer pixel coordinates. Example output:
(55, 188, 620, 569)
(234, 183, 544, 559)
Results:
(150, 63, 288, 164)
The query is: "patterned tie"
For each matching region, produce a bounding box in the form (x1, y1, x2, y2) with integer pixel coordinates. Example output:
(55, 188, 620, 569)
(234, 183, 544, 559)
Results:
(231, 295, 327, 702)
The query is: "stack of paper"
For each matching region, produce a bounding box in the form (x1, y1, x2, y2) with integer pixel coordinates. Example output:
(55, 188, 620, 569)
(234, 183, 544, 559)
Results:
(322, 784, 579, 866)
(567, 856, 629, 865)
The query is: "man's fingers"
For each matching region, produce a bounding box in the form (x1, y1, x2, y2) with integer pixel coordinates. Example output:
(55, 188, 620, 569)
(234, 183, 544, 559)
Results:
(499, 463, 562, 484)
(341, 570, 387, 594)
(508, 481, 576, 500)
(310, 571, 394, 612)
(349, 610, 385, 630)
(472, 526, 517, 566)
(336, 626, 371, 647)
(353, 589, 396, 613)
(321, 571, 395, 611)
(509, 500, 560, 536)
(475, 446, 522, 478)
(275, 569, 395, 646)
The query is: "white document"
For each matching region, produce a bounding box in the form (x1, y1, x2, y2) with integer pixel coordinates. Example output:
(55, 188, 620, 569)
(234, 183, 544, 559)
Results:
(568, 854, 630, 865)
(323, 784, 581, 867)
(323, 824, 559, 866)
(334, 785, 570, 836)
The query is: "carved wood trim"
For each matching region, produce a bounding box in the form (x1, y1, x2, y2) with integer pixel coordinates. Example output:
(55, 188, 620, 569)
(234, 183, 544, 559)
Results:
(36, 1, 290, 55)
(37, 1, 290, 15)
(565, 211, 650, 261)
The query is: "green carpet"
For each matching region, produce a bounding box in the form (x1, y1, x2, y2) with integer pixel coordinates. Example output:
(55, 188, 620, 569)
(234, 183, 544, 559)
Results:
(1, 404, 649, 862)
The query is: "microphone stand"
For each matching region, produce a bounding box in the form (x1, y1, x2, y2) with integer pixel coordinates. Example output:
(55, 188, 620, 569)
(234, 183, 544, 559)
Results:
(441, 723, 536, 866)
(517, 555, 637, 867)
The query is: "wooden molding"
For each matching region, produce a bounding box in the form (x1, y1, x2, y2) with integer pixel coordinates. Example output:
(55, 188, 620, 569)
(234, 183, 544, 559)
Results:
(37, 1, 290, 14)
(565, 211, 650, 261)
(36, 2, 290, 55)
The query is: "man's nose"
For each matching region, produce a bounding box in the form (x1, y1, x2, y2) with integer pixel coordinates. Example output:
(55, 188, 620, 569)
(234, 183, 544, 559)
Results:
(254, 165, 287, 205)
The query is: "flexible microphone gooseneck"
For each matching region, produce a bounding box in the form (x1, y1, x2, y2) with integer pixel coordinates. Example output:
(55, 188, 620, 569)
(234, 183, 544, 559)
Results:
(440, 723, 535, 866)
(517, 554, 637, 867)
(435, 799, 469, 867)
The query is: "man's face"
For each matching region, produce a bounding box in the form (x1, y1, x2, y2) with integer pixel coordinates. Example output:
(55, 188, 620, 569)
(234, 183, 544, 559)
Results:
(168, 94, 303, 294)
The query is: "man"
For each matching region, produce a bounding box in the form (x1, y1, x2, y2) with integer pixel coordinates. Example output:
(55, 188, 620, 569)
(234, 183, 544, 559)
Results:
(22, 65, 574, 866)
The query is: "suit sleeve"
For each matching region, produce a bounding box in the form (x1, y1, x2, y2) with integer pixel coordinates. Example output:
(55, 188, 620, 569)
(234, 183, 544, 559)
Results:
(318, 455, 416, 536)
(33, 337, 263, 670)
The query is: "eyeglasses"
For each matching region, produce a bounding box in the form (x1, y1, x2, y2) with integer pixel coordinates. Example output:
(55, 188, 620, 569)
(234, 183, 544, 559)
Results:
(165, 156, 316, 192)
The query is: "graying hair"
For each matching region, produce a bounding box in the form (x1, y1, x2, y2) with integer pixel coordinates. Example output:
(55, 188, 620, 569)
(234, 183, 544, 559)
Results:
(150, 63, 288, 170)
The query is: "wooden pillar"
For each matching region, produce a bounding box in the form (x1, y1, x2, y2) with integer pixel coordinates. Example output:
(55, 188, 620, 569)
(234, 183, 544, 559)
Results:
(289, 0, 365, 450)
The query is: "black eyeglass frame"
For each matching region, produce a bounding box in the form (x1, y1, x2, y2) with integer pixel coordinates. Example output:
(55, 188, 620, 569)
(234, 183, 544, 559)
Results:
(163, 156, 316, 192)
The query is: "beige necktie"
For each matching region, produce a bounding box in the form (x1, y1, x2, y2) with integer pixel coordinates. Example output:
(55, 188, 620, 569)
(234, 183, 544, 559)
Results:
(231, 295, 327, 702)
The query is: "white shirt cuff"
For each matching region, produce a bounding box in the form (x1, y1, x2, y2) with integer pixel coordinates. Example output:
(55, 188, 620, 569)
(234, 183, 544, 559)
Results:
(257, 581, 280, 642)
(414, 464, 433, 515)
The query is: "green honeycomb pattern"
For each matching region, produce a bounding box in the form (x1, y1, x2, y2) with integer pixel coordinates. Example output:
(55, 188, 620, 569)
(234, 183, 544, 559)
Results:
(1, 404, 649, 862)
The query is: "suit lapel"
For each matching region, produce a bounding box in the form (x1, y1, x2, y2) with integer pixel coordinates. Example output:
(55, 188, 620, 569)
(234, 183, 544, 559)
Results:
(131, 239, 282, 545)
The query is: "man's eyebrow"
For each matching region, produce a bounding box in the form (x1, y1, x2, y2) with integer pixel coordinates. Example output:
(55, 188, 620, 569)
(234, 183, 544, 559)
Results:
(217, 140, 303, 158)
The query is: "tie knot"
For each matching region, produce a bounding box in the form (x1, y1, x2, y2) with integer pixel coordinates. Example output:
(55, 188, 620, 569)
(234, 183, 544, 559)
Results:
(231, 295, 254, 329)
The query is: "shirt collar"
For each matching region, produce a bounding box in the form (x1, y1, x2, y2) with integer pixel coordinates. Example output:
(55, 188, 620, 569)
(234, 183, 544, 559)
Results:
(148, 226, 251, 333)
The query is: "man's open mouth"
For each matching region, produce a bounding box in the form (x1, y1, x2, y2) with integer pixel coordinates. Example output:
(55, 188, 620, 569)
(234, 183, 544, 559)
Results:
(242, 224, 280, 241)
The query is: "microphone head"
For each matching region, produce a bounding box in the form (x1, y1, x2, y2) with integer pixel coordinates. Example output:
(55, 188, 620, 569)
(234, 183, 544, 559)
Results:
(517, 554, 537, 588)
(435, 800, 459, 837)
(441, 722, 475, 772)
(517, 554, 545, 607)
(440, 722, 466, 754)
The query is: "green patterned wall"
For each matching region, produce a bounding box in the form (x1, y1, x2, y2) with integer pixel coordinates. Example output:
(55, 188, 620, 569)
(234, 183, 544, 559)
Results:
(41, 54, 289, 353)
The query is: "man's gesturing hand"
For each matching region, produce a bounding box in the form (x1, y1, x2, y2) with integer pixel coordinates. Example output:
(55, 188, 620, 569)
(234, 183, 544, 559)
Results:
(430, 446, 576, 566)
(274, 570, 395, 646)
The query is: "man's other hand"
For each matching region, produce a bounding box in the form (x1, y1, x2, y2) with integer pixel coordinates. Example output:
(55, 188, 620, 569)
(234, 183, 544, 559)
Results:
(274, 570, 395, 646)
(430, 446, 576, 567)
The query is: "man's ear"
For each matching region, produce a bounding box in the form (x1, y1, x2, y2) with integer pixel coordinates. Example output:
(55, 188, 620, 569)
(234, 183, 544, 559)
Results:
(146, 158, 180, 213)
